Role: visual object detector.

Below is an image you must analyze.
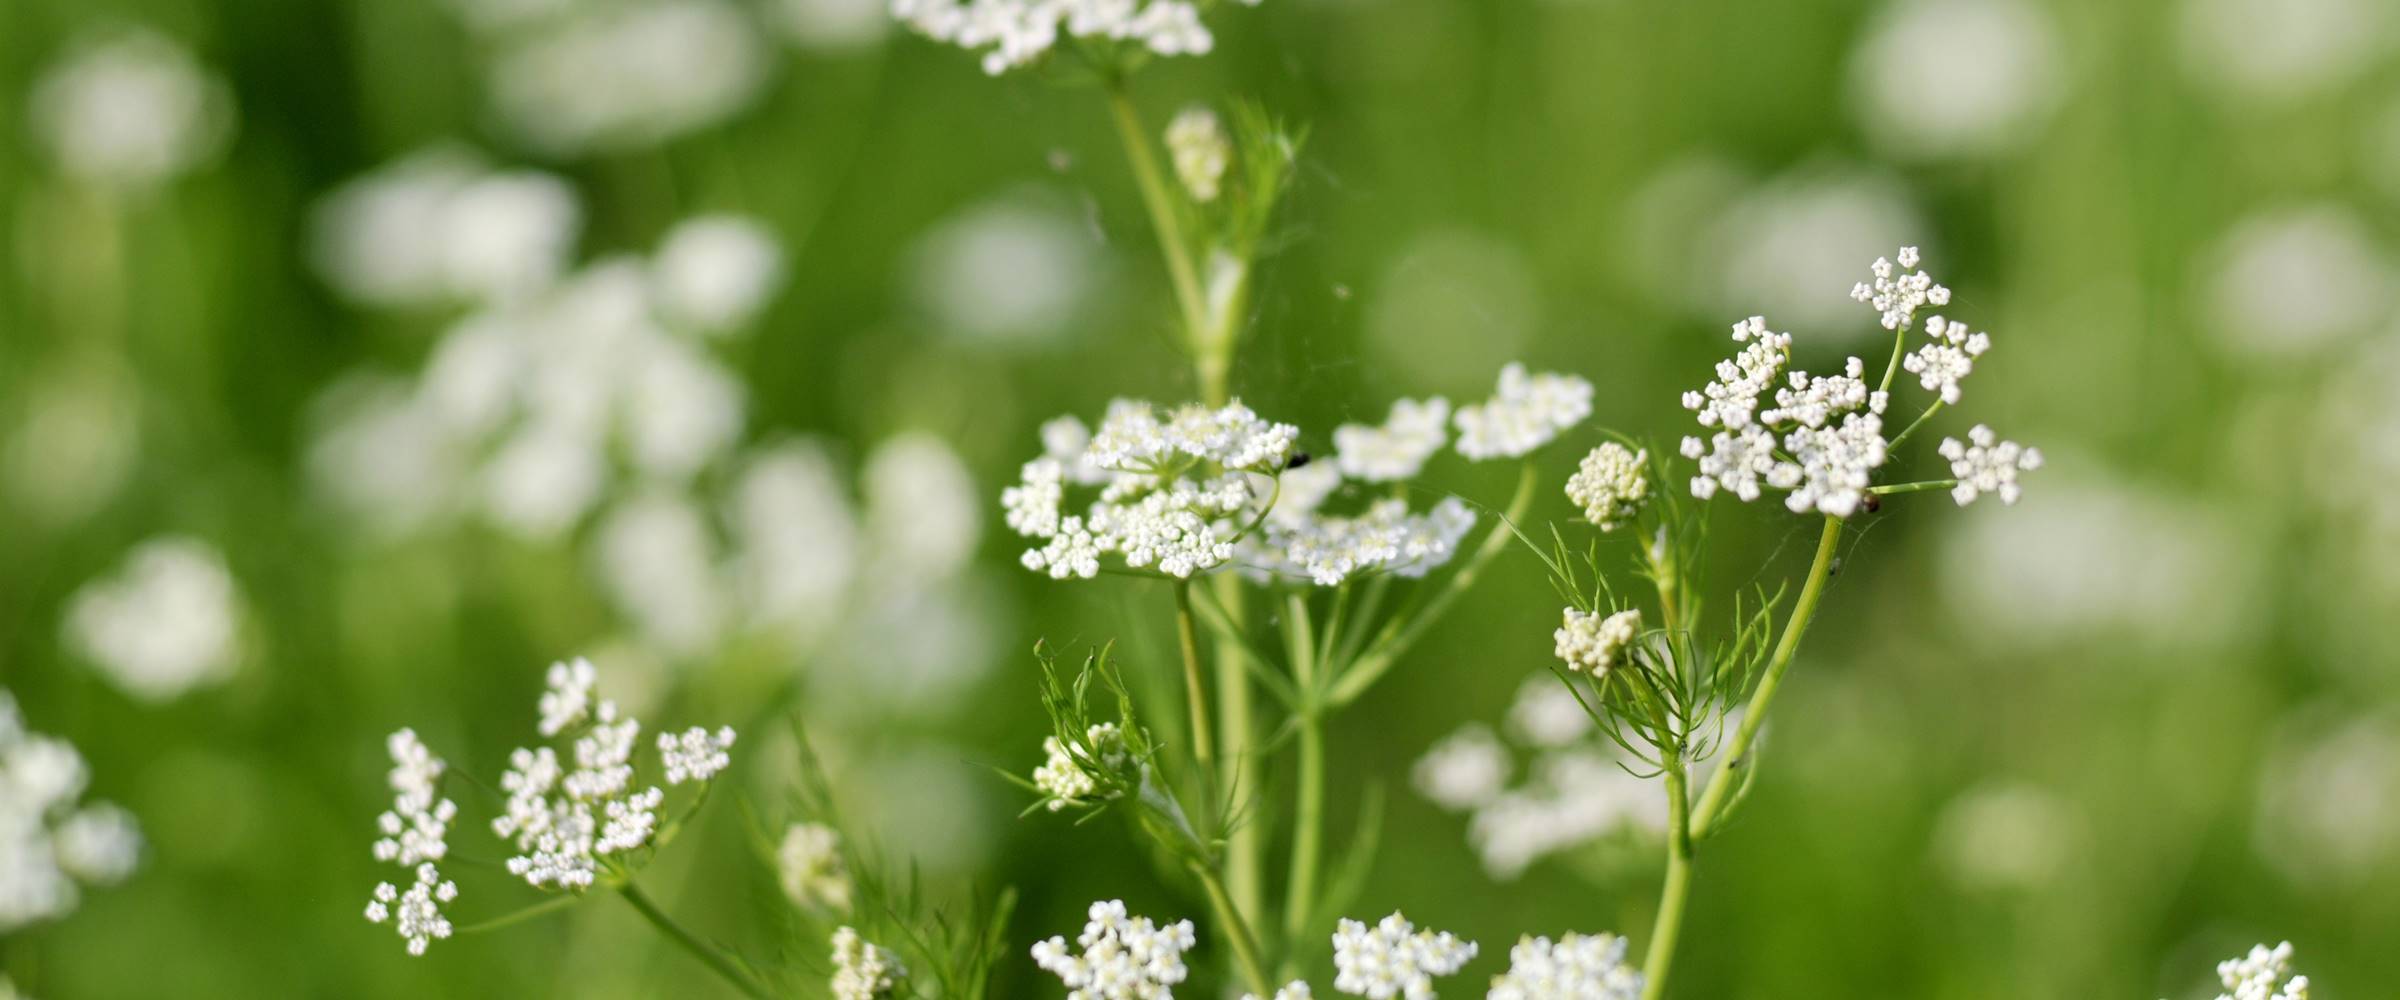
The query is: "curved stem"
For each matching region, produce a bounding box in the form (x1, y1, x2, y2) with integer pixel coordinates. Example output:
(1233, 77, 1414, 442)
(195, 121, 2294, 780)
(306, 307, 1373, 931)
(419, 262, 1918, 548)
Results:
(1686, 515, 1842, 841)
(454, 893, 582, 935)
(1887, 399, 1945, 452)
(1640, 766, 1694, 1000)
(1193, 860, 1276, 998)
(1329, 462, 1538, 707)
(618, 883, 770, 999)
(1104, 82, 1208, 350)
(1173, 582, 1219, 779)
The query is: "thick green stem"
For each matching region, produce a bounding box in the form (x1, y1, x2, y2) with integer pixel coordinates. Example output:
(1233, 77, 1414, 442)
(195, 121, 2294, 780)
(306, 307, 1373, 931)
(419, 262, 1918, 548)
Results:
(1212, 573, 1264, 927)
(1173, 583, 1219, 778)
(618, 884, 770, 1000)
(1104, 83, 1209, 350)
(1641, 766, 1694, 1000)
(1194, 860, 1277, 997)
(1686, 515, 1843, 840)
(1280, 594, 1325, 965)
(1868, 479, 1957, 496)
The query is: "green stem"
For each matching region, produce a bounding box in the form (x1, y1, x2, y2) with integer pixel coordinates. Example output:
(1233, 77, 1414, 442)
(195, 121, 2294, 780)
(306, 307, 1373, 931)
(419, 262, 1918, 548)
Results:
(1868, 479, 1957, 496)
(1281, 594, 1325, 966)
(1329, 462, 1538, 707)
(1104, 82, 1208, 352)
(1686, 516, 1842, 840)
(1173, 582, 1219, 778)
(454, 893, 583, 935)
(1876, 323, 1908, 395)
(618, 883, 770, 999)
(1193, 860, 1276, 998)
(1641, 765, 1694, 1000)
(1212, 573, 1264, 927)
(1887, 399, 1944, 452)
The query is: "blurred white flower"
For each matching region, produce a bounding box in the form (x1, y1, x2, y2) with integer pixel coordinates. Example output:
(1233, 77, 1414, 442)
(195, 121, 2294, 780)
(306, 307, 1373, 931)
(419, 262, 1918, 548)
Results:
(1506, 675, 1592, 749)
(1488, 932, 1642, 1000)
(1466, 749, 1671, 880)
(311, 149, 582, 308)
(1166, 107, 1231, 203)
(832, 926, 904, 999)
(658, 726, 736, 784)
(862, 432, 983, 588)
(0, 690, 143, 933)
(730, 441, 861, 644)
(2179, 0, 2390, 106)
(2255, 709, 2400, 886)
(894, 0, 1252, 75)
(1334, 396, 1450, 482)
(1848, 0, 2063, 160)
(1929, 781, 2076, 891)
(305, 377, 470, 539)
(621, 336, 748, 483)
(776, 0, 891, 49)
(1367, 231, 1540, 389)
(1453, 364, 1592, 461)
(28, 27, 234, 191)
(1701, 166, 1925, 340)
(481, 421, 609, 541)
(62, 537, 242, 702)
(2199, 205, 2393, 361)
(1412, 723, 1509, 811)
(489, 0, 771, 155)
(594, 491, 727, 656)
(910, 192, 1101, 345)
(1938, 470, 2261, 652)
(778, 822, 854, 911)
(650, 215, 787, 333)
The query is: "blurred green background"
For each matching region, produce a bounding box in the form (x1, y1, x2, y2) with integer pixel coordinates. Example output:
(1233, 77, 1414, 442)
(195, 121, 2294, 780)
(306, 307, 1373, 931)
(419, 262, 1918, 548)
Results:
(2, 0, 2397, 995)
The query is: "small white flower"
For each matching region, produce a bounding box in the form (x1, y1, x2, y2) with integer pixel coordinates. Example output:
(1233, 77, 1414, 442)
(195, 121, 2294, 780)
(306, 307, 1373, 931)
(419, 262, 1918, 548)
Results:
(1412, 724, 1509, 812)
(538, 657, 599, 737)
(1487, 932, 1643, 1000)
(366, 863, 458, 956)
(1565, 443, 1649, 531)
(650, 214, 786, 332)
(29, 28, 235, 191)
(1334, 397, 1451, 482)
(778, 822, 854, 912)
(1031, 899, 1198, 998)
(832, 926, 905, 999)
(1454, 364, 1593, 460)
(1778, 410, 1889, 518)
(371, 729, 456, 867)
(2208, 941, 2309, 1000)
(61, 536, 242, 703)
(1033, 723, 1125, 810)
(657, 725, 736, 785)
(1166, 107, 1230, 203)
(1847, 245, 1951, 333)
(1938, 424, 2041, 506)
(1554, 608, 1641, 676)
(0, 691, 143, 933)
(1330, 912, 1477, 999)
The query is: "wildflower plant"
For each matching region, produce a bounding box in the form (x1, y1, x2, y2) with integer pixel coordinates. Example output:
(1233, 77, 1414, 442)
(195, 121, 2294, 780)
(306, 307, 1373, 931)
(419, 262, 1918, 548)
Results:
(1477, 247, 2044, 998)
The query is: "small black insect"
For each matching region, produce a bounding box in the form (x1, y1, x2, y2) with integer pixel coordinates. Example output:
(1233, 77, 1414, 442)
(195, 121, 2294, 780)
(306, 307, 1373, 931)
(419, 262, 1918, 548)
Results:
(1286, 452, 1312, 470)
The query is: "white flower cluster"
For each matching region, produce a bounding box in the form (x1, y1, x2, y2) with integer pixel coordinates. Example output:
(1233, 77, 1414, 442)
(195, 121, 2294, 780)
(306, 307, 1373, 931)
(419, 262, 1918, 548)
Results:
(484, 659, 734, 891)
(1031, 899, 1198, 999)
(1486, 932, 1642, 1000)
(1330, 912, 1478, 999)
(365, 729, 457, 954)
(1243, 495, 1478, 588)
(1417, 678, 1682, 879)
(1679, 248, 2033, 516)
(1679, 316, 1891, 518)
(659, 726, 737, 784)
(1004, 400, 1295, 580)
(891, 0, 1260, 76)
(61, 535, 243, 703)
(309, 157, 789, 566)
(485, 0, 771, 156)
(1334, 397, 1452, 483)
(28, 27, 235, 191)
(1167, 107, 1230, 204)
(1454, 365, 1594, 461)
(832, 925, 904, 999)
(0, 691, 142, 933)
(1554, 608, 1641, 676)
(1034, 723, 1128, 811)
(778, 821, 855, 911)
(1938, 425, 2042, 506)
(2207, 942, 2309, 1000)
(1565, 443, 1649, 532)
